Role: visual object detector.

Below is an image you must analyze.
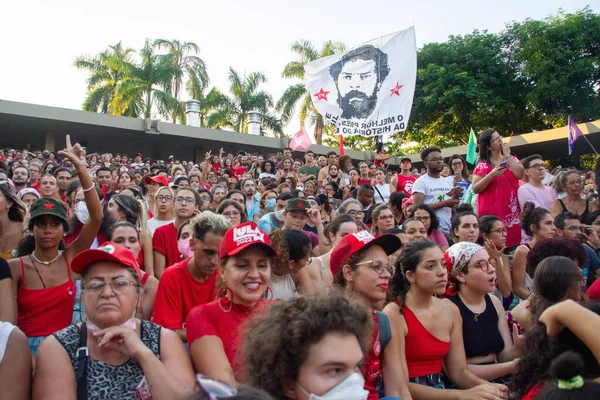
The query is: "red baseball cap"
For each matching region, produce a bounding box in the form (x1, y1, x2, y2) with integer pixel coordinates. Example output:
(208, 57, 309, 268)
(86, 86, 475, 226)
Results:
(220, 222, 278, 260)
(143, 175, 169, 187)
(330, 231, 401, 276)
(71, 242, 141, 278)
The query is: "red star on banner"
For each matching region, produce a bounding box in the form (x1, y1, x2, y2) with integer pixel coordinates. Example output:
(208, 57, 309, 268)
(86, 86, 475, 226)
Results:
(314, 88, 330, 101)
(44, 202, 54, 210)
(389, 82, 403, 97)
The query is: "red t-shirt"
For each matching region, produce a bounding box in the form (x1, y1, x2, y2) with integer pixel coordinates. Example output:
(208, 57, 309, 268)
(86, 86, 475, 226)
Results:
(211, 163, 221, 174)
(152, 258, 217, 330)
(152, 222, 181, 269)
(233, 166, 247, 177)
(396, 173, 416, 195)
(186, 298, 270, 376)
(359, 178, 372, 186)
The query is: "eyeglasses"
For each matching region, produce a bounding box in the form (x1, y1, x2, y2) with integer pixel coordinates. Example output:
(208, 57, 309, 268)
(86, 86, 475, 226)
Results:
(222, 211, 241, 218)
(199, 195, 211, 201)
(415, 215, 431, 221)
(528, 163, 545, 170)
(175, 196, 195, 204)
(468, 259, 493, 273)
(564, 225, 582, 232)
(346, 210, 365, 217)
(196, 374, 237, 399)
(426, 157, 444, 163)
(355, 260, 395, 276)
(490, 228, 507, 236)
(157, 195, 173, 202)
(83, 278, 137, 294)
(377, 215, 394, 221)
(491, 136, 503, 144)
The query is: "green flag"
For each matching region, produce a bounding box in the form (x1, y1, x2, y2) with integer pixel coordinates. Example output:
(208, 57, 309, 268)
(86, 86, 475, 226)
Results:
(466, 128, 478, 165)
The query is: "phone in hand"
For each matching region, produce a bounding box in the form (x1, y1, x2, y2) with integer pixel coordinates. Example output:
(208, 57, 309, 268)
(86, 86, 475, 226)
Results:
(499, 160, 508, 169)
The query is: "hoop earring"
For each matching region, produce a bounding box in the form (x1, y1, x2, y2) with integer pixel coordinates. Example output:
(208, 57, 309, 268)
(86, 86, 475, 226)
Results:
(218, 286, 233, 313)
(263, 286, 274, 301)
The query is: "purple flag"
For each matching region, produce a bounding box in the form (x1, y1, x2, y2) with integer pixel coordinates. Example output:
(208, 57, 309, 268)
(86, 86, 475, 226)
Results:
(568, 115, 584, 155)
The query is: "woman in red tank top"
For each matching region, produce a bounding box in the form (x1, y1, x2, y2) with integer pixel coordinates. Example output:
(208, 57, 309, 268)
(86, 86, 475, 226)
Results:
(383, 239, 508, 399)
(330, 230, 411, 400)
(8, 136, 103, 354)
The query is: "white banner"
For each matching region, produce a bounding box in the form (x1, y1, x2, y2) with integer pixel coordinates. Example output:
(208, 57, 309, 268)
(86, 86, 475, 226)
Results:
(304, 27, 417, 137)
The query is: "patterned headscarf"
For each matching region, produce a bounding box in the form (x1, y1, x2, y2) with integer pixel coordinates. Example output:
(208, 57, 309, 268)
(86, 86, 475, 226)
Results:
(401, 196, 414, 216)
(443, 242, 483, 296)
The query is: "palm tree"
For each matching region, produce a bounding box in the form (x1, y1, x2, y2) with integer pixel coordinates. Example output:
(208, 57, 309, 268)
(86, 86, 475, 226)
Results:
(75, 42, 139, 116)
(218, 68, 283, 137)
(154, 39, 209, 122)
(277, 40, 345, 144)
(185, 83, 230, 129)
(111, 38, 179, 119)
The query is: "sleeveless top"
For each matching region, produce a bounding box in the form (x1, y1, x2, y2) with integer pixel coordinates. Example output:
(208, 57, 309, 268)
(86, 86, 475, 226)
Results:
(362, 310, 382, 400)
(448, 294, 505, 359)
(54, 321, 161, 400)
(270, 273, 299, 301)
(17, 256, 76, 337)
(0, 322, 17, 364)
(400, 303, 450, 378)
(558, 198, 590, 221)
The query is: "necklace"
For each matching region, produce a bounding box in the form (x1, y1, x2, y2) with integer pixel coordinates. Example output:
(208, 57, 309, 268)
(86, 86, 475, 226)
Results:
(473, 312, 481, 322)
(31, 250, 63, 265)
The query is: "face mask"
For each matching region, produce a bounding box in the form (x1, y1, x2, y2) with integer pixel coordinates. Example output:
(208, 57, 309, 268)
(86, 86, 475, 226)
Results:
(75, 201, 89, 224)
(274, 210, 285, 222)
(265, 198, 276, 211)
(297, 372, 368, 400)
(178, 238, 192, 259)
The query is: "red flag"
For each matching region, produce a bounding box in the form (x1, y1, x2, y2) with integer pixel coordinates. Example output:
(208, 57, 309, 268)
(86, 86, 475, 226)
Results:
(290, 129, 312, 151)
(339, 135, 344, 156)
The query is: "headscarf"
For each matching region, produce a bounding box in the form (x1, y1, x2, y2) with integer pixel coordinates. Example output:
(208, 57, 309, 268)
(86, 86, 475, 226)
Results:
(443, 242, 483, 296)
(401, 196, 414, 217)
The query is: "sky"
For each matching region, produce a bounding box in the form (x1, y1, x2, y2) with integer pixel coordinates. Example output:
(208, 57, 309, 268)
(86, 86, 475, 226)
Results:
(0, 0, 595, 139)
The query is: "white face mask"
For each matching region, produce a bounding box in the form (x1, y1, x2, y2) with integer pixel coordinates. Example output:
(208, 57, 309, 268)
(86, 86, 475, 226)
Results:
(75, 201, 89, 224)
(297, 372, 368, 400)
(274, 210, 285, 222)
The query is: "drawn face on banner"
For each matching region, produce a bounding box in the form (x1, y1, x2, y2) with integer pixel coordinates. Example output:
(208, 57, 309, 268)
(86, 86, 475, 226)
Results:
(330, 45, 389, 120)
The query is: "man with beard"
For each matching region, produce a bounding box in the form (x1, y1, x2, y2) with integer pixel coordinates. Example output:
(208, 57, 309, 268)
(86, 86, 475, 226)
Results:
(412, 147, 461, 233)
(241, 178, 260, 223)
(152, 212, 231, 342)
(10, 166, 29, 191)
(329, 45, 390, 120)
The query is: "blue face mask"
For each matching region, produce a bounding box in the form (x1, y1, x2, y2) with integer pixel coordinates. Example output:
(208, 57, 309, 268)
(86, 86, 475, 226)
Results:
(265, 198, 276, 211)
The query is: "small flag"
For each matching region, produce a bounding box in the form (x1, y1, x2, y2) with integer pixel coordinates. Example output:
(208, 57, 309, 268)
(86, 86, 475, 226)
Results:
(339, 135, 344, 156)
(568, 115, 584, 155)
(466, 128, 478, 165)
(289, 129, 312, 151)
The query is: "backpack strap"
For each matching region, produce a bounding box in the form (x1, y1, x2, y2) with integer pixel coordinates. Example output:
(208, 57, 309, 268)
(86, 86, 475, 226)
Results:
(75, 324, 88, 400)
(375, 310, 391, 354)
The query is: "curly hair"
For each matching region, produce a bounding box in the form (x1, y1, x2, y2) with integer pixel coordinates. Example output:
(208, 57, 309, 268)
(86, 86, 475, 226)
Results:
(268, 229, 312, 276)
(526, 238, 585, 277)
(241, 295, 374, 399)
(410, 204, 439, 234)
(388, 239, 438, 307)
(509, 301, 600, 399)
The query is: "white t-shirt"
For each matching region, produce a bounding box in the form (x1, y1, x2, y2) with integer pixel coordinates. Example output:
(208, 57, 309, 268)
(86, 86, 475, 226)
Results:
(374, 184, 391, 204)
(147, 218, 175, 236)
(412, 174, 455, 232)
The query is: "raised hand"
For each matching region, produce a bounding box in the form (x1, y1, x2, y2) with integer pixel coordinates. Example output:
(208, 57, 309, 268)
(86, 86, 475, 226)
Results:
(57, 135, 86, 169)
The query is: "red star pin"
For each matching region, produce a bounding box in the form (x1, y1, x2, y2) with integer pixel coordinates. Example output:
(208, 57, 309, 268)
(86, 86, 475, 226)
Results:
(389, 82, 403, 97)
(298, 202, 303, 207)
(44, 202, 54, 210)
(314, 88, 330, 101)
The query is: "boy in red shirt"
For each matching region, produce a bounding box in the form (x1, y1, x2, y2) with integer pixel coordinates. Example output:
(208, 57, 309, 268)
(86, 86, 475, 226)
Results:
(152, 212, 231, 342)
(391, 157, 416, 195)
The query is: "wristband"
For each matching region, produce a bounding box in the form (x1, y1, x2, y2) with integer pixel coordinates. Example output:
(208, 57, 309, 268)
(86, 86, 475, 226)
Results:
(82, 182, 95, 192)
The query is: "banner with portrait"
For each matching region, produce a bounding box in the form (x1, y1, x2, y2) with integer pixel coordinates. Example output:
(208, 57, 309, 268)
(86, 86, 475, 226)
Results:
(304, 27, 417, 137)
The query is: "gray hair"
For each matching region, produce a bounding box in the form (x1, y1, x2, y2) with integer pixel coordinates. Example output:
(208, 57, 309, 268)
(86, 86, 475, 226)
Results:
(190, 211, 231, 240)
(338, 198, 362, 214)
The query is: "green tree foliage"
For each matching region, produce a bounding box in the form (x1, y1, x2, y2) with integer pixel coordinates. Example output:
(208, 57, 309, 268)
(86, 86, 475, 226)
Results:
(217, 68, 283, 137)
(277, 40, 345, 144)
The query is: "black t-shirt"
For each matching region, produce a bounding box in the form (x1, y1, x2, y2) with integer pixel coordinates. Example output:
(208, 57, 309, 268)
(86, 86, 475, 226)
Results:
(0, 257, 12, 280)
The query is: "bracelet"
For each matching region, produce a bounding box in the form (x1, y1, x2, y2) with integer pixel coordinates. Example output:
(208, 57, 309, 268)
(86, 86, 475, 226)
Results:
(82, 182, 95, 192)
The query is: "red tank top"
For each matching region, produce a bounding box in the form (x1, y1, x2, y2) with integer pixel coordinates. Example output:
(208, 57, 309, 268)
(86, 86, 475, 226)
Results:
(362, 310, 381, 400)
(17, 256, 76, 337)
(402, 303, 450, 378)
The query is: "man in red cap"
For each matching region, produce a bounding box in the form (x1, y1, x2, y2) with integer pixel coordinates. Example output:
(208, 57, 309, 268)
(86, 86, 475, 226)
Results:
(131, 153, 144, 169)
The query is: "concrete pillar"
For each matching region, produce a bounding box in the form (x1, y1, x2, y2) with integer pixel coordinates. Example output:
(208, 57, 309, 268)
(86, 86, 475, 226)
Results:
(185, 100, 201, 127)
(247, 110, 262, 135)
(44, 132, 55, 152)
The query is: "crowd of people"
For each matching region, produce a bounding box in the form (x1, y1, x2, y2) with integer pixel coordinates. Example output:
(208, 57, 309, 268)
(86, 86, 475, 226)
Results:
(1, 131, 600, 400)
